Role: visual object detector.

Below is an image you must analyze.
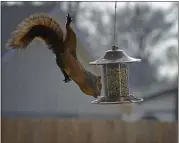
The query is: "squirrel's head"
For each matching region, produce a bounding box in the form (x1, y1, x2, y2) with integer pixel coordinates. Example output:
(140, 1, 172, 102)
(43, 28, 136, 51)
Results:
(93, 76, 102, 98)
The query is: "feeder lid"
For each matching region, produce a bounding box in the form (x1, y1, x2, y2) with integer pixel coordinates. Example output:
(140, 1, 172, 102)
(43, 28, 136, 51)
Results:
(89, 49, 141, 65)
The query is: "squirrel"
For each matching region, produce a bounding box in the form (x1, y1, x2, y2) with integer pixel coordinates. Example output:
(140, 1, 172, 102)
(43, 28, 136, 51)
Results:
(7, 13, 102, 98)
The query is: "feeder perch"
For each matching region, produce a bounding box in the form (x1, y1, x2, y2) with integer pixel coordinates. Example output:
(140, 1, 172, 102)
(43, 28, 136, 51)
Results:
(89, 46, 143, 104)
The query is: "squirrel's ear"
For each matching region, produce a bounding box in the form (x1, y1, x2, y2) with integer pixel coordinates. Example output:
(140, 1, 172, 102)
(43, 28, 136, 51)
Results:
(98, 76, 101, 80)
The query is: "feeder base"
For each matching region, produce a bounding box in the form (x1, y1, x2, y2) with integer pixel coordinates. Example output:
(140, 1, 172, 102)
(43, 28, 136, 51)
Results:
(91, 94, 143, 104)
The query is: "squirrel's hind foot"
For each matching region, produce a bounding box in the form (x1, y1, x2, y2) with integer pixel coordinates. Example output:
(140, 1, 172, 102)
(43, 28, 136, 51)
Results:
(66, 13, 74, 25)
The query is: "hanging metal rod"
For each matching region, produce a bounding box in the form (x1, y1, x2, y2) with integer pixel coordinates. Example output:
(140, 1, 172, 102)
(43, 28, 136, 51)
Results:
(112, 1, 118, 50)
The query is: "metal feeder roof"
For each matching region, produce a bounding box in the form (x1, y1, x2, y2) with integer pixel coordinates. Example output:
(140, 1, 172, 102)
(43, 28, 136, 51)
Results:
(89, 49, 141, 65)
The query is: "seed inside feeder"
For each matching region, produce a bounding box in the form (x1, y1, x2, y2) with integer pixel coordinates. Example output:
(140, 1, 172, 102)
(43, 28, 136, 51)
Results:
(103, 64, 129, 100)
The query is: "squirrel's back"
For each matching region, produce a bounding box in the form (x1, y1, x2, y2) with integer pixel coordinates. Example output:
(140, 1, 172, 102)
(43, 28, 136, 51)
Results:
(7, 13, 64, 54)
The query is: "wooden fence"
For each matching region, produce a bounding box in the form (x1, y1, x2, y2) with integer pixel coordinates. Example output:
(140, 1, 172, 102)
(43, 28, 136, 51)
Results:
(1, 118, 178, 143)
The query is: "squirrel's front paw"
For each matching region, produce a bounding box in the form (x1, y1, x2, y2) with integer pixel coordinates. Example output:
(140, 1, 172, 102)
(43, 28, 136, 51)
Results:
(63, 77, 71, 83)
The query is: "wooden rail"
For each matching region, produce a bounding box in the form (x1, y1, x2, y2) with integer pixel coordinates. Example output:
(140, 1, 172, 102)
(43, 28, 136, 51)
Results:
(2, 118, 178, 143)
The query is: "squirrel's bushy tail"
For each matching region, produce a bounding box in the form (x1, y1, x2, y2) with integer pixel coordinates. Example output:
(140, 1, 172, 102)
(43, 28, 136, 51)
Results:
(7, 13, 64, 53)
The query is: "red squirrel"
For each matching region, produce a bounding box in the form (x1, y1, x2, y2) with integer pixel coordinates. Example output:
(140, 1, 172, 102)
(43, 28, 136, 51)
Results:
(7, 13, 102, 98)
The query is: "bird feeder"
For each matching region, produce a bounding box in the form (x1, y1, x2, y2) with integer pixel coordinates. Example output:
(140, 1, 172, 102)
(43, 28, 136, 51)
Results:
(89, 46, 143, 104)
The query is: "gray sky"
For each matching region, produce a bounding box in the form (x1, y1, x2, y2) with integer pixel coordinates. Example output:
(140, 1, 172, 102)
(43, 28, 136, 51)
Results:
(2, 1, 178, 80)
(68, 2, 177, 81)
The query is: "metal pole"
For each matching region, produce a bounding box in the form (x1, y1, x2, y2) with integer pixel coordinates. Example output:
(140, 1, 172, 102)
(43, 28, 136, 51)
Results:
(113, 1, 117, 47)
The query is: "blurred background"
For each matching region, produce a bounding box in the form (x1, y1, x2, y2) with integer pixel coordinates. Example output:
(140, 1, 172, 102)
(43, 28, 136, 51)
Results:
(1, 1, 178, 122)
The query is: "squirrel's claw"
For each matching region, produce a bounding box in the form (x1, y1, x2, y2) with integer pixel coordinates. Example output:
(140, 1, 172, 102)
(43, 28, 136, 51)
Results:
(63, 77, 71, 83)
(66, 13, 74, 23)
